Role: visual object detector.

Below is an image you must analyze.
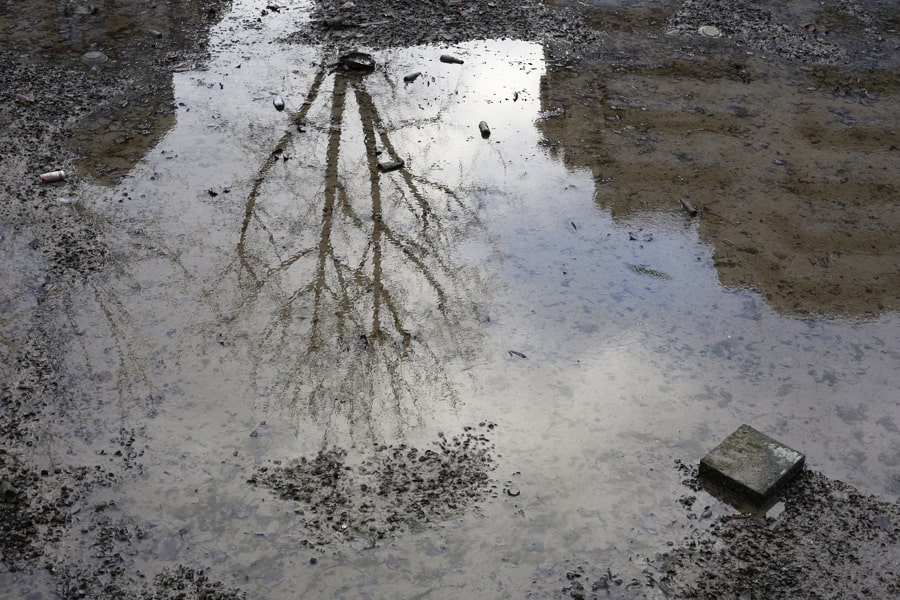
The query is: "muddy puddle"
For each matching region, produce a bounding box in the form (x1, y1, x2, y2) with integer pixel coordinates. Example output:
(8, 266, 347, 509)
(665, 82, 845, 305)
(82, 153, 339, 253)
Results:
(2, 0, 900, 597)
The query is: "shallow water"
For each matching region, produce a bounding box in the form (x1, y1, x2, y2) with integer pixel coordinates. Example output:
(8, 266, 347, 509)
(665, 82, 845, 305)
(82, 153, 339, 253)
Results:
(4, 0, 900, 597)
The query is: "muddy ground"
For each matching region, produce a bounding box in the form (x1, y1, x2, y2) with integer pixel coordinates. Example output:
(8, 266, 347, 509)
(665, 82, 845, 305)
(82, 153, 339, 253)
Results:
(1, 0, 899, 598)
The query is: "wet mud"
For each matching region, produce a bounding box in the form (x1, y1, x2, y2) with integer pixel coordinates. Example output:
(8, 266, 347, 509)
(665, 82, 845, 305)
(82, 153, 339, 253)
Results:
(2, 0, 899, 598)
(540, 0, 900, 317)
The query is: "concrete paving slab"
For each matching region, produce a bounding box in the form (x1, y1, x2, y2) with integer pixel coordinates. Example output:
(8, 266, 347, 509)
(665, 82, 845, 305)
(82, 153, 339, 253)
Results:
(699, 424, 805, 505)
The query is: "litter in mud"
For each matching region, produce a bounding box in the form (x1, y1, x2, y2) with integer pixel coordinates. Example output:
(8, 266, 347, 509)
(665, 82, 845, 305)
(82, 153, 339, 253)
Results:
(39, 170, 66, 183)
(440, 54, 464, 64)
(479, 120, 491, 138)
(272, 95, 285, 111)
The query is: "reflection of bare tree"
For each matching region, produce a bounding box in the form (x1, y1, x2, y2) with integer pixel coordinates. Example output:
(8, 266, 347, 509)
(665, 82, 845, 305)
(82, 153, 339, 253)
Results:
(229, 59, 488, 440)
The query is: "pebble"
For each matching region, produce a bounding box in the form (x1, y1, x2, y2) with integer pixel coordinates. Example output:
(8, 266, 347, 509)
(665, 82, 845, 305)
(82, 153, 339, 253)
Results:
(81, 51, 108, 65)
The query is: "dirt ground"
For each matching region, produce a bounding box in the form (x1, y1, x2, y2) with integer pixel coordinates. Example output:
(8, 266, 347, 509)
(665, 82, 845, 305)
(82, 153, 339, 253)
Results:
(1, 0, 899, 598)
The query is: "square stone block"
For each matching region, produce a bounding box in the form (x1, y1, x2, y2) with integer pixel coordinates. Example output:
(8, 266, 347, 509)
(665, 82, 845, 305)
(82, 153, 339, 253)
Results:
(699, 424, 805, 505)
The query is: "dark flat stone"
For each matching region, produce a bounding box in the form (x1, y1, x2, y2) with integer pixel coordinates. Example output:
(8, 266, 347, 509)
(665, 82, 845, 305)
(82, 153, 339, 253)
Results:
(699, 424, 805, 505)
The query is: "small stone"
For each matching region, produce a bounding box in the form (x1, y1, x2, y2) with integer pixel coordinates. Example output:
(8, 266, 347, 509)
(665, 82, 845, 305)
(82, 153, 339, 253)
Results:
(0, 478, 17, 500)
(82, 51, 108, 65)
(377, 159, 404, 173)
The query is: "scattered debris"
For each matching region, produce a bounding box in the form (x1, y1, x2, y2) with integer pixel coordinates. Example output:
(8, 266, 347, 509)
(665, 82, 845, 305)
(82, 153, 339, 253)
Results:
(478, 120, 491, 138)
(272, 95, 285, 111)
(403, 71, 421, 83)
(440, 54, 464, 64)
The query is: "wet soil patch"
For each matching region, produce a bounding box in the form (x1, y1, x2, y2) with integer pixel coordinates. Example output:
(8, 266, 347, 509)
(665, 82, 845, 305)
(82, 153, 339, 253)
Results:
(249, 424, 496, 548)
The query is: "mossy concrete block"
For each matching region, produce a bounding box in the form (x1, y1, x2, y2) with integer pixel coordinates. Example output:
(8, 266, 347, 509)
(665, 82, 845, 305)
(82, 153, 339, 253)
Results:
(699, 424, 805, 505)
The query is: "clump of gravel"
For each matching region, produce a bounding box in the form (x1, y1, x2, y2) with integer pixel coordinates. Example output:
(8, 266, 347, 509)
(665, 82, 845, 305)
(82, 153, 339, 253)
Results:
(56, 562, 248, 600)
(249, 424, 497, 546)
(0, 444, 114, 572)
(658, 469, 900, 599)
(530, 560, 645, 599)
(143, 566, 248, 600)
(282, 0, 603, 50)
(666, 0, 847, 64)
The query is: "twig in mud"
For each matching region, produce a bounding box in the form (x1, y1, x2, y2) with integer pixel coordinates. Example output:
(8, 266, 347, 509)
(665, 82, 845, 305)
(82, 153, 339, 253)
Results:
(684, 127, 748, 138)
(723, 513, 753, 520)
(700, 208, 737, 225)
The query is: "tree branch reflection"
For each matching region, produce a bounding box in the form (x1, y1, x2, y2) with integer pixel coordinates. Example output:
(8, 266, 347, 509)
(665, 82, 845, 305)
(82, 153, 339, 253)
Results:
(231, 60, 487, 442)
